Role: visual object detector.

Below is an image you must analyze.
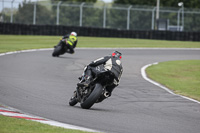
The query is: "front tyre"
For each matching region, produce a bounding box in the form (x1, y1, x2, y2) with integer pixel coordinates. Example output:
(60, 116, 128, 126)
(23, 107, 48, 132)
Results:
(81, 83, 103, 109)
(69, 97, 78, 106)
(52, 46, 62, 57)
(69, 91, 78, 106)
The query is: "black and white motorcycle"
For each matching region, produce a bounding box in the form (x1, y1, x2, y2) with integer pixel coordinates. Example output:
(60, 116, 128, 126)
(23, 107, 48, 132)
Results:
(69, 66, 118, 109)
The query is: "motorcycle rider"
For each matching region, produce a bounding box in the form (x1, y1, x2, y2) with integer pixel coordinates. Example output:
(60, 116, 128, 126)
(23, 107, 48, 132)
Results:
(55, 31, 78, 54)
(77, 51, 123, 99)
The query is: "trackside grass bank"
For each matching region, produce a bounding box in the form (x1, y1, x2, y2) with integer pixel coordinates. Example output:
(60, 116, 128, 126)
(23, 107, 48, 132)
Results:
(146, 60, 200, 101)
(0, 115, 93, 133)
(0, 35, 200, 53)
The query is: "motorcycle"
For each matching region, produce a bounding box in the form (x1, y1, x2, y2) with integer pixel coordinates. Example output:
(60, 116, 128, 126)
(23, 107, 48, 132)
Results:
(52, 39, 69, 57)
(69, 66, 117, 109)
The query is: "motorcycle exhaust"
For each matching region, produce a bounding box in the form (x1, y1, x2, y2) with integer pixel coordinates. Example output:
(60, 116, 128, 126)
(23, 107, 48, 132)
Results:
(104, 91, 110, 98)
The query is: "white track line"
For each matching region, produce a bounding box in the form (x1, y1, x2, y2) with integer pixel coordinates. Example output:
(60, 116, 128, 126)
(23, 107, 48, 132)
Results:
(0, 47, 200, 57)
(141, 62, 200, 104)
(0, 48, 53, 56)
(0, 106, 99, 132)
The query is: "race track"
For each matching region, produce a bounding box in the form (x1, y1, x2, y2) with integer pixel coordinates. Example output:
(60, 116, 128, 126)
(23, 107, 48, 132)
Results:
(0, 48, 200, 133)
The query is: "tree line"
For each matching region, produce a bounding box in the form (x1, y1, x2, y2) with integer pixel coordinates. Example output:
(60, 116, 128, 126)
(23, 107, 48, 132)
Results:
(56, 0, 200, 8)
(1, 0, 200, 31)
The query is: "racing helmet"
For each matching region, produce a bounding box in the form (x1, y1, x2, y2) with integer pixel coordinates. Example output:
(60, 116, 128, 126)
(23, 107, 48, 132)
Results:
(71, 31, 77, 37)
(112, 51, 122, 59)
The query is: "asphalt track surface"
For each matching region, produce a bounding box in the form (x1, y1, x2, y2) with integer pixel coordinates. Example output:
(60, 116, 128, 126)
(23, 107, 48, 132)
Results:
(0, 48, 200, 133)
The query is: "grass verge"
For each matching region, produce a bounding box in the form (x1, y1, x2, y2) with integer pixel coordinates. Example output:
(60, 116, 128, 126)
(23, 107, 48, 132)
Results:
(0, 35, 200, 53)
(146, 60, 200, 101)
(0, 115, 92, 133)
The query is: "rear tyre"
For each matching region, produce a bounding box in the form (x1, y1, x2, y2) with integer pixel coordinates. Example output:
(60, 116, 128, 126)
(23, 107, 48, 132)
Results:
(80, 83, 103, 109)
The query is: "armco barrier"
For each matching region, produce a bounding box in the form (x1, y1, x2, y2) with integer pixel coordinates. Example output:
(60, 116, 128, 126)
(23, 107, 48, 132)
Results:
(0, 22, 199, 41)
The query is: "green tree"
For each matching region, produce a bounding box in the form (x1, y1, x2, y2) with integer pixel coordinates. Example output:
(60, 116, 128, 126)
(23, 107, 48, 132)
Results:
(114, 0, 156, 6)
(58, 5, 80, 26)
(129, 10, 152, 30)
(106, 8, 127, 29)
(15, 2, 53, 25)
(82, 7, 103, 27)
(51, 0, 97, 3)
(114, 0, 200, 8)
(50, 0, 102, 27)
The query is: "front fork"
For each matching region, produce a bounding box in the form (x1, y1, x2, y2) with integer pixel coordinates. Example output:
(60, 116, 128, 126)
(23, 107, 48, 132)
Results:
(76, 86, 89, 103)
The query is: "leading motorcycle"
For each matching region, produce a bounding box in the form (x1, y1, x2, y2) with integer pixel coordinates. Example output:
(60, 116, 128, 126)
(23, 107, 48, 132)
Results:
(52, 39, 69, 57)
(69, 66, 117, 109)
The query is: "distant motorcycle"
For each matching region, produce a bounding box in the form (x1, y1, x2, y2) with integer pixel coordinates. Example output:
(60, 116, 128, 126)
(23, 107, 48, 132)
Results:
(69, 66, 117, 109)
(52, 39, 70, 57)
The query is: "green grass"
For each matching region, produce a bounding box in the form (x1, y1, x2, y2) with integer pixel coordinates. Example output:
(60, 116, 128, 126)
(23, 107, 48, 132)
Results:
(146, 60, 200, 101)
(0, 115, 92, 133)
(0, 35, 200, 53)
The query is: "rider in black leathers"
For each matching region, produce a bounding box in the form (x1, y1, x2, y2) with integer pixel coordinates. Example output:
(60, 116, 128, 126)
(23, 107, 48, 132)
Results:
(77, 51, 123, 98)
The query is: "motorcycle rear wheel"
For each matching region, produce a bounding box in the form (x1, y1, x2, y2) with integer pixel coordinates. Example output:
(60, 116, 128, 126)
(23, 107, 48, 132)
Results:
(80, 83, 103, 109)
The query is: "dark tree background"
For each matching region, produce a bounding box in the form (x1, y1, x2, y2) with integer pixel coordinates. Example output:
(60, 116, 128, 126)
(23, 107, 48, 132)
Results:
(4, 0, 200, 31)
(51, 0, 97, 3)
(114, 0, 200, 8)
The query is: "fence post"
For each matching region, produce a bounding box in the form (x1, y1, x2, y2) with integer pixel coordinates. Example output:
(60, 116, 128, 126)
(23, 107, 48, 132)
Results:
(177, 8, 181, 31)
(151, 7, 156, 30)
(56, 1, 62, 25)
(103, 5, 106, 28)
(127, 5, 132, 30)
(182, 5, 184, 31)
(10, 0, 15, 23)
(33, 2, 37, 25)
(1, 0, 4, 22)
(80, 2, 85, 26)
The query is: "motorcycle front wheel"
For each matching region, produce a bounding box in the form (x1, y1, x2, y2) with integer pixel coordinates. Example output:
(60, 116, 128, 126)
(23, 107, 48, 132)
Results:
(80, 83, 103, 109)
(69, 91, 78, 106)
(69, 97, 78, 106)
(52, 46, 62, 57)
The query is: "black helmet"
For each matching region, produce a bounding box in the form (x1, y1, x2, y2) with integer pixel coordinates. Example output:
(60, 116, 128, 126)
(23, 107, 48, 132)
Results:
(112, 51, 122, 59)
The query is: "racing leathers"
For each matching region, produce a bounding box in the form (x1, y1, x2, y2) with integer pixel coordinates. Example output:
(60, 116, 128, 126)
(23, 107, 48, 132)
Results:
(78, 55, 123, 96)
(56, 34, 77, 54)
